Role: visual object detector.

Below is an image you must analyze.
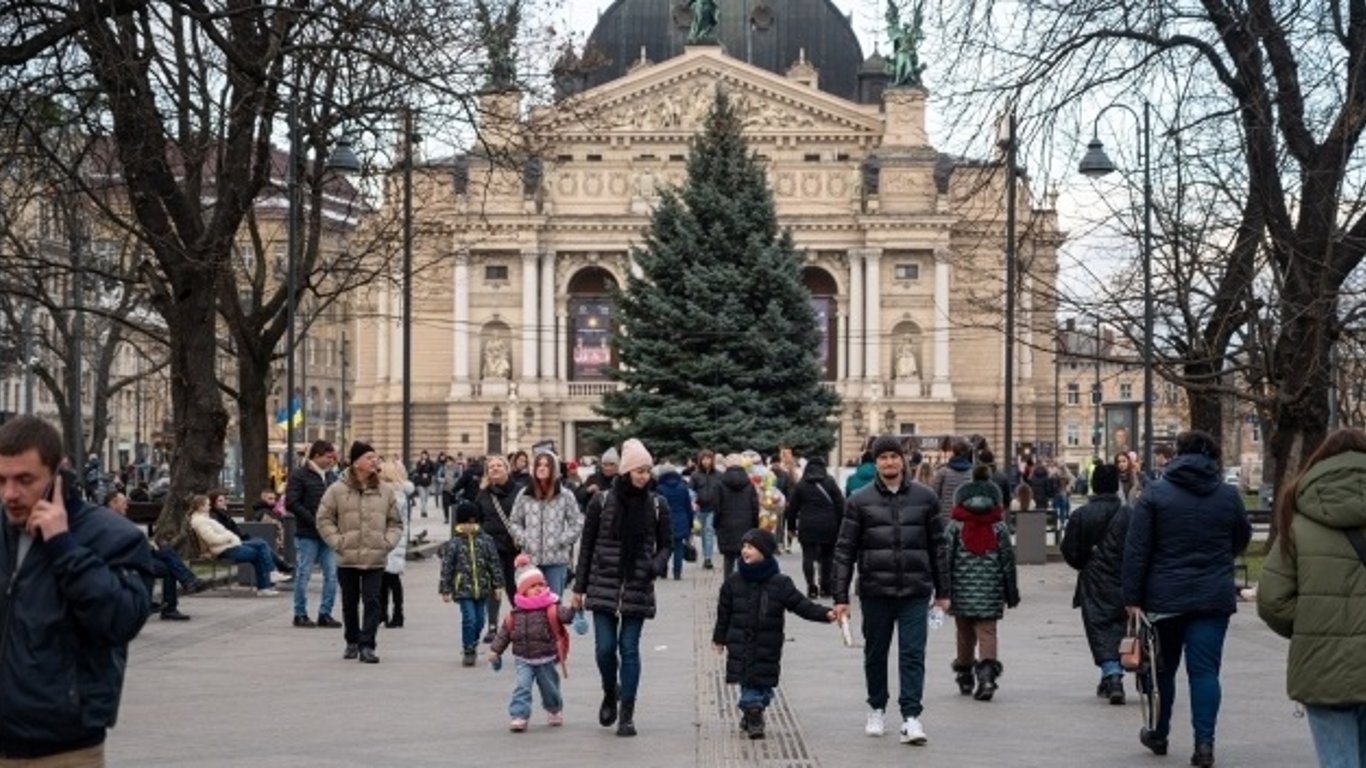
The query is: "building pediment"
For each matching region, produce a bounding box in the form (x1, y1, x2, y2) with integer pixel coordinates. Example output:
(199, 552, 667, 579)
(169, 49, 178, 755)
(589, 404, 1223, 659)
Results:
(534, 47, 883, 140)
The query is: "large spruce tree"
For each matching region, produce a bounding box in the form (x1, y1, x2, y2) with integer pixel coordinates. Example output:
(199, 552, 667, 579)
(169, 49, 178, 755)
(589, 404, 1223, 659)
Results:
(593, 88, 839, 459)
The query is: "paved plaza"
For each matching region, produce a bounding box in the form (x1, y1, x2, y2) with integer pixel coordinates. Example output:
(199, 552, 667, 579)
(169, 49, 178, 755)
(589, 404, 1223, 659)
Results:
(110, 513, 1312, 767)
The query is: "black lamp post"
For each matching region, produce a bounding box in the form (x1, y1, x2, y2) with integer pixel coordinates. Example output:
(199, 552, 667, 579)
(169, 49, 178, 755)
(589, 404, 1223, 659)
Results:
(400, 109, 421, 470)
(1001, 110, 1019, 476)
(285, 77, 360, 470)
(1079, 100, 1153, 473)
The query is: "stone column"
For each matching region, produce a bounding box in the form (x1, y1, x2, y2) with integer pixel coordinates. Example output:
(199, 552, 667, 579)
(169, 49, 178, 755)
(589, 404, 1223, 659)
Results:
(452, 250, 470, 394)
(1020, 274, 1034, 382)
(836, 309, 848, 381)
(540, 251, 555, 380)
(388, 282, 403, 388)
(520, 249, 539, 383)
(863, 248, 882, 380)
(376, 279, 390, 382)
(848, 252, 864, 380)
(555, 311, 567, 382)
(932, 249, 954, 398)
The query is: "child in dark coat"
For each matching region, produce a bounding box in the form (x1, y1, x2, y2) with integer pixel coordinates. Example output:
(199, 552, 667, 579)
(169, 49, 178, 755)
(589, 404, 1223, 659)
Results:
(712, 529, 835, 739)
(489, 555, 576, 732)
(440, 500, 505, 667)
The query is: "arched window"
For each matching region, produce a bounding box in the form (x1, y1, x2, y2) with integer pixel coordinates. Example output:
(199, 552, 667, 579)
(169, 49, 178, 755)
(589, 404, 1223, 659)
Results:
(802, 267, 839, 380)
(567, 267, 619, 382)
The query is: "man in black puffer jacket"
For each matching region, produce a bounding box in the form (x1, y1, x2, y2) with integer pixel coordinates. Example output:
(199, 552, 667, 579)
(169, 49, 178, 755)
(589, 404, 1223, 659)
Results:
(833, 434, 950, 747)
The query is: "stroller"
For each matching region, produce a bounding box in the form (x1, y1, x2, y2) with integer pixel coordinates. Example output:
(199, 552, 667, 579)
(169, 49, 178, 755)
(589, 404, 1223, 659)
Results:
(1125, 612, 1162, 742)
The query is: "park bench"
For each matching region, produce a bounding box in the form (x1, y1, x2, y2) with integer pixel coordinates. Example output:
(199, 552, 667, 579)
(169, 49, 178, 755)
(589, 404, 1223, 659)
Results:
(1234, 507, 1273, 589)
(125, 501, 289, 589)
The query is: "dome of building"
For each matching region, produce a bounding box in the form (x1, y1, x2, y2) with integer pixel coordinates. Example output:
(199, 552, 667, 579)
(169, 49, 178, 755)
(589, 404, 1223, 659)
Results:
(583, 0, 865, 101)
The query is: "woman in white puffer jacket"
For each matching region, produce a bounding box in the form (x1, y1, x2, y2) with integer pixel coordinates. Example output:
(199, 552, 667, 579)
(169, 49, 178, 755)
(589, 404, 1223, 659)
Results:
(379, 459, 412, 627)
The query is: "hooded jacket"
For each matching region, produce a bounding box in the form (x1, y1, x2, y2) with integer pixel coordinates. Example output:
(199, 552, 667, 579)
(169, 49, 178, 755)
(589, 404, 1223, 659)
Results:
(0, 485, 153, 759)
(1258, 451, 1366, 706)
(655, 470, 695, 540)
(317, 468, 403, 569)
(1122, 454, 1251, 614)
(785, 460, 845, 545)
(844, 460, 875, 498)
(439, 524, 504, 600)
(833, 473, 949, 603)
(508, 463, 584, 567)
(946, 479, 1018, 619)
(712, 466, 760, 556)
(1061, 493, 1130, 664)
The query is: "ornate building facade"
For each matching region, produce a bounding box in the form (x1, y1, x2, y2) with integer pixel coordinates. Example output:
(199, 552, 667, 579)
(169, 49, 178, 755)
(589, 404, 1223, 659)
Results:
(352, 6, 1061, 464)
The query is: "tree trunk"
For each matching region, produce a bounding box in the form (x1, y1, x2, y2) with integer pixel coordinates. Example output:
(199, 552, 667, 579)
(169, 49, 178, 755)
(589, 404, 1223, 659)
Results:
(236, 344, 274, 517)
(1183, 361, 1224, 439)
(154, 268, 229, 537)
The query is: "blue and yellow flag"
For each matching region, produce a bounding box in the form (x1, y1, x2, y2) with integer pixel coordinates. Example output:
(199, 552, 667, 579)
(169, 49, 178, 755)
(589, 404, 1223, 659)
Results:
(275, 397, 303, 429)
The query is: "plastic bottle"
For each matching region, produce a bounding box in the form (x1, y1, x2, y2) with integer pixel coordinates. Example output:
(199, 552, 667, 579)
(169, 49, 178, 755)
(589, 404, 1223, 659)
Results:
(573, 609, 589, 636)
(927, 605, 945, 630)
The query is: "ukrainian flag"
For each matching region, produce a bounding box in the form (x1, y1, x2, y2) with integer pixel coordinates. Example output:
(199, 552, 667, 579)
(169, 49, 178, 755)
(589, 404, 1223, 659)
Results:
(275, 397, 303, 429)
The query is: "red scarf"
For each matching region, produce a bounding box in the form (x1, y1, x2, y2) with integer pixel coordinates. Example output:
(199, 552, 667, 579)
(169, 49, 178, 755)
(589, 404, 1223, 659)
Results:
(951, 504, 1003, 556)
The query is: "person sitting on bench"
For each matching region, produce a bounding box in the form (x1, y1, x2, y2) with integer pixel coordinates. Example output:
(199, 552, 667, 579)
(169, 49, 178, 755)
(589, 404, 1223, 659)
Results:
(104, 490, 203, 620)
(208, 490, 294, 578)
(188, 494, 282, 596)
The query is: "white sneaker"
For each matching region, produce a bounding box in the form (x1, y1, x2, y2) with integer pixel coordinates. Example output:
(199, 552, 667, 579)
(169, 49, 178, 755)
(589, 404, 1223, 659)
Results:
(899, 716, 927, 745)
(255, 588, 280, 597)
(865, 709, 886, 737)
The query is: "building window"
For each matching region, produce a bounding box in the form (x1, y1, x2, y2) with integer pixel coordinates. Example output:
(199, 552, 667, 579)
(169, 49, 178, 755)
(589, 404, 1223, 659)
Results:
(894, 263, 919, 281)
(899, 423, 916, 436)
(1119, 383, 1133, 400)
(1066, 383, 1079, 406)
(485, 265, 508, 281)
(1165, 382, 1180, 405)
(1251, 422, 1261, 443)
(1066, 423, 1080, 447)
(1166, 422, 1179, 439)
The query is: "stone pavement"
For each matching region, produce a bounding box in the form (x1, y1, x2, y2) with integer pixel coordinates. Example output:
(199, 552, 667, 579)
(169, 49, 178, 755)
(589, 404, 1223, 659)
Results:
(110, 532, 1313, 768)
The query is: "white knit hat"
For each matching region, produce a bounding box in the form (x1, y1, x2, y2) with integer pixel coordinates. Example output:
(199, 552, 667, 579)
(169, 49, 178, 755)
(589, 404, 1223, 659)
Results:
(618, 438, 653, 475)
(600, 447, 620, 465)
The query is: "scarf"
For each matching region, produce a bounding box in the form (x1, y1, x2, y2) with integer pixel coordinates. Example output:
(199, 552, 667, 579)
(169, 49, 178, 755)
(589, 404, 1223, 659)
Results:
(514, 589, 559, 611)
(612, 475, 651, 568)
(951, 504, 1003, 556)
(738, 556, 780, 583)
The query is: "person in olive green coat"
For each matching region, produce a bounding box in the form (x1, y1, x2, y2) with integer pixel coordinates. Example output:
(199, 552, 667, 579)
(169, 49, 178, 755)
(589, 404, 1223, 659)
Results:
(1257, 429, 1366, 767)
(945, 464, 1019, 702)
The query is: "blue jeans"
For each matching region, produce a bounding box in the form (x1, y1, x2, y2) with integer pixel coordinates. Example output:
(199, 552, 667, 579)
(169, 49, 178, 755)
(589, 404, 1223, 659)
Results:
(593, 611, 645, 701)
(510, 659, 563, 718)
(151, 547, 197, 588)
(539, 564, 568, 597)
(1100, 659, 1124, 679)
(738, 685, 773, 711)
(1053, 493, 1071, 529)
(293, 536, 337, 617)
(861, 595, 930, 718)
(698, 510, 715, 560)
(458, 598, 486, 650)
(671, 536, 687, 578)
(1306, 705, 1366, 768)
(1153, 612, 1230, 743)
(220, 540, 275, 589)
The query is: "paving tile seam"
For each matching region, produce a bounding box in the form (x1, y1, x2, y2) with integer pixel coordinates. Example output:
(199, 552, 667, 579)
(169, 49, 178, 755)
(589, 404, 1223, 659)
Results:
(694, 567, 820, 768)
(132, 596, 286, 661)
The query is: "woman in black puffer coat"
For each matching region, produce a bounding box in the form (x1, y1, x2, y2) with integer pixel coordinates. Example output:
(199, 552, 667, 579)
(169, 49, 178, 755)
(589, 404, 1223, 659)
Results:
(712, 460, 760, 576)
(784, 458, 845, 598)
(1061, 463, 1131, 705)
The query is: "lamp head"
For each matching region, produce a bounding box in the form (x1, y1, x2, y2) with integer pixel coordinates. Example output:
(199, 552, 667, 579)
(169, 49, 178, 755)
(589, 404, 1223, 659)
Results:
(1078, 137, 1116, 178)
(324, 138, 361, 174)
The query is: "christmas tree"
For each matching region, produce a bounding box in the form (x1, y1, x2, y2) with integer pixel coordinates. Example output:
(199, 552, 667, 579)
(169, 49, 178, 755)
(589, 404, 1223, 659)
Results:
(592, 87, 840, 459)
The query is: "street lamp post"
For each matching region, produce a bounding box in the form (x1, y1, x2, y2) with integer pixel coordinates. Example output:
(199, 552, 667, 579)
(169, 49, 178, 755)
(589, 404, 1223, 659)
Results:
(285, 68, 360, 470)
(1079, 100, 1154, 473)
(1001, 110, 1019, 478)
(400, 109, 420, 471)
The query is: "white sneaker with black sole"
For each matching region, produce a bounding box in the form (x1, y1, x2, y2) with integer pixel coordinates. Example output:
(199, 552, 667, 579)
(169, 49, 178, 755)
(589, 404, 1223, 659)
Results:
(865, 709, 886, 737)
(899, 716, 927, 745)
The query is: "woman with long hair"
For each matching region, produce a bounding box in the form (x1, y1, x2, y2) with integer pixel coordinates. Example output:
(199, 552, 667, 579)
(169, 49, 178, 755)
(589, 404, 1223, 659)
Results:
(1259, 428, 1366, 767)
(508, 452, 584, 597)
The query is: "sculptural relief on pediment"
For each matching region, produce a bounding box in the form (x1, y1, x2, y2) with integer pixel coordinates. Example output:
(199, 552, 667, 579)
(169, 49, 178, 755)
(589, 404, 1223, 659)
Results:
(584, 75, 863, 135)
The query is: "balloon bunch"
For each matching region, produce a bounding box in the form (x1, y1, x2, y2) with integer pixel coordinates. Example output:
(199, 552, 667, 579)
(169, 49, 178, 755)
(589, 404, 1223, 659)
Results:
(740, 454, 786, 532)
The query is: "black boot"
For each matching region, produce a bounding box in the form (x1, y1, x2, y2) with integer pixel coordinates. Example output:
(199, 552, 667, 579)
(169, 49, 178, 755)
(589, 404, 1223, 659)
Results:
(388, 609, 404, 629)
(1140, 727, 1169, 756)
(952, 661, 976, 695)
(744, 707, 765, 740)
(973, 659, 1002, 701)
(598, 687, 619, 727)
(1190, 742, 1214, 767)
(1103, 674, 1125, 705)
(615, 699, 636, 737)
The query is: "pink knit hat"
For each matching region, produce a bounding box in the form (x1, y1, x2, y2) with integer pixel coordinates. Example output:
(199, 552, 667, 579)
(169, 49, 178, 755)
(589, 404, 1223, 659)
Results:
(513, 553, 546, 595)
(618, 438, 653, 474)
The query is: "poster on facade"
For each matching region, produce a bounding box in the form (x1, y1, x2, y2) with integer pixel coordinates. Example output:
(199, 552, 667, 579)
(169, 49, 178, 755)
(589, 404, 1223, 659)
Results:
(1104, 403, 1138, 460)
(571, 299, 613, 380)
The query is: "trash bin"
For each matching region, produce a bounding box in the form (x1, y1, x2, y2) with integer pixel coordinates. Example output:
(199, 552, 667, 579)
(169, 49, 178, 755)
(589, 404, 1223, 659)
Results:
(1015, 510, 1047, 565)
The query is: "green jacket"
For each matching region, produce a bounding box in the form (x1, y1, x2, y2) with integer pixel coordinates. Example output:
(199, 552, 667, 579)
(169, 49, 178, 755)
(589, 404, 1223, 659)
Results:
(1257, 451, 1366, 706)
(945, 521, 1019, 620)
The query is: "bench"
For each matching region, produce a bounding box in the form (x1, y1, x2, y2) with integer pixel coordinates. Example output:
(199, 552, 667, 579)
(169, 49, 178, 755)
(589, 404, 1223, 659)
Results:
(1234, 507, 1273, 589)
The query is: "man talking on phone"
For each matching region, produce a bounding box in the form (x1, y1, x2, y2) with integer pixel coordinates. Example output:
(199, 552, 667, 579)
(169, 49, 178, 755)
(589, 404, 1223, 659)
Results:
(0, 416, 153, 767)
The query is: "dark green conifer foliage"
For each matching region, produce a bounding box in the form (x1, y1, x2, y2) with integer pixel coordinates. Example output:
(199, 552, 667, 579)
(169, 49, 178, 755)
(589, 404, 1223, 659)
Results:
(591, 87, 840, 459)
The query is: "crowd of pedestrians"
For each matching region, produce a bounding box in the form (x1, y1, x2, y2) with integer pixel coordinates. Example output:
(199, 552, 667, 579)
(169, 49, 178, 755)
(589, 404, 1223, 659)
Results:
(13, 404, 1366, 767)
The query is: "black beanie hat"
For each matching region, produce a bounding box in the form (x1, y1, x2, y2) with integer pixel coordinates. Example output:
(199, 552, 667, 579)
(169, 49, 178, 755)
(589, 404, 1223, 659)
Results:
(1091, 464, 1120, 494)
(348, 441, 375, 465)
(870, 435, 904, 460)
(741, 528, 778, 559)
(455, 500, 480, 524)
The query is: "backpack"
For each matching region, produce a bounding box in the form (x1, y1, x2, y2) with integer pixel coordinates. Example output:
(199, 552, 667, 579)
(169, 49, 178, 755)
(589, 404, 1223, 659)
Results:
(503, 605, 571, 678)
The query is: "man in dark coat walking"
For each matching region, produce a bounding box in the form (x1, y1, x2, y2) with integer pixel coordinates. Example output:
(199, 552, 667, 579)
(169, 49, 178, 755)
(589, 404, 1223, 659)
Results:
(712, 457, 759, 576)
(1060, 463, 1130, 704)
(833, 434, 950, 746)
(784, 457, 844, 598)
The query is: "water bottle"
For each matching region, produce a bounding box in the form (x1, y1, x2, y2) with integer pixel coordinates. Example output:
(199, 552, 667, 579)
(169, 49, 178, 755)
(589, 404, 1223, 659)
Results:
(490, 654, 503, 672)
(927, 605, 945, 630)
(573, 609, 589, 636)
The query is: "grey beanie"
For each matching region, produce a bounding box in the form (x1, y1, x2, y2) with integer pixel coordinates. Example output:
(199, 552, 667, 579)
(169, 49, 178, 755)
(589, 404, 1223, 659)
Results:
(600, 447, 620, 465)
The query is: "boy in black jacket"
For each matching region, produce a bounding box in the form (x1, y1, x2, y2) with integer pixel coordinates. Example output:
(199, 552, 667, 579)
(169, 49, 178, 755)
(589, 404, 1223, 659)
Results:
(712, 529, 835, 739)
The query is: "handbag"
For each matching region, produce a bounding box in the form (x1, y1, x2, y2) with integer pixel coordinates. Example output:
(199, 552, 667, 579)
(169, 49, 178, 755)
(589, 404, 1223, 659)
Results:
(1119, 613, 1146, 672)
(682, 538, 698, 563)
